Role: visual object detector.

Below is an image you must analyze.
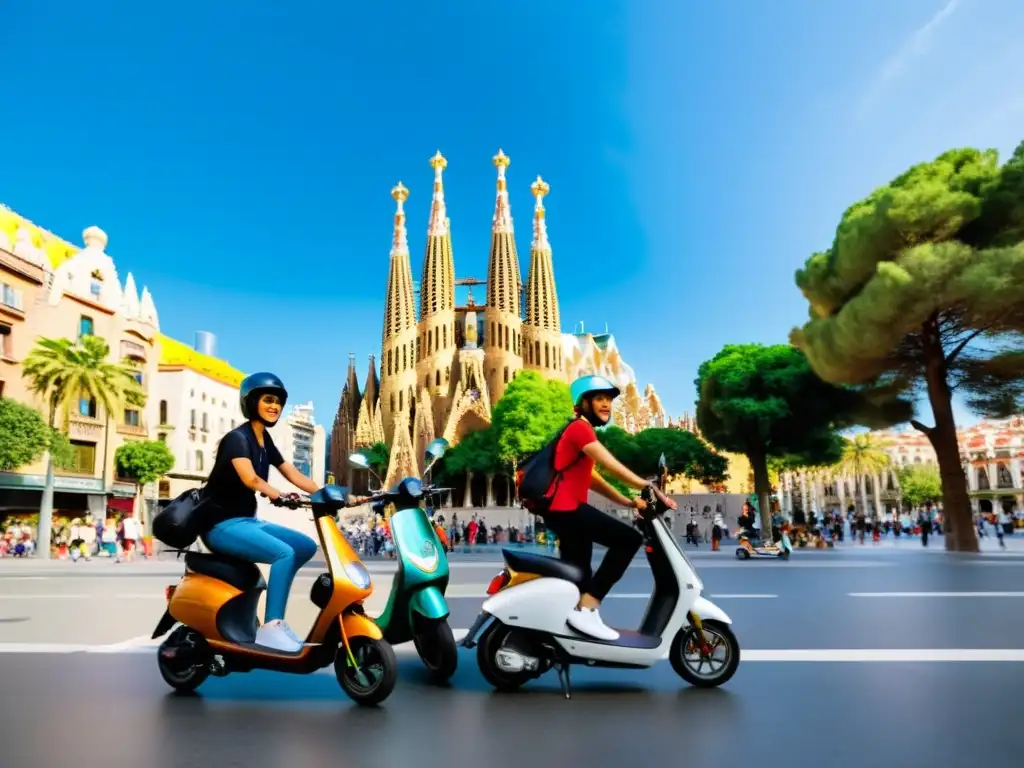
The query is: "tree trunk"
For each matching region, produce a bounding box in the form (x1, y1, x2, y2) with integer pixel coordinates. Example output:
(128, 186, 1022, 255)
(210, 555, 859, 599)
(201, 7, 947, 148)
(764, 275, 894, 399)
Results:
(749, 450, 773, 544)
(37, 398, 59, 560)
(916, 316, 979, 553)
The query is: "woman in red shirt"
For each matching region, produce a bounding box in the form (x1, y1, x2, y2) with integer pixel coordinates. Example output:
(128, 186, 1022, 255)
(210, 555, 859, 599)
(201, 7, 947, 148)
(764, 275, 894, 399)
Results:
(541, 375, 677, 641)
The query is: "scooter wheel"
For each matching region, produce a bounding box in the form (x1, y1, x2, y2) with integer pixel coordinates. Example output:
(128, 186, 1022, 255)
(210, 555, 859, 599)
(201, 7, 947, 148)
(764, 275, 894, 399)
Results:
(670, 620, 740, 689)
(335, 636, 398, 706)
(477, 621, 535, 692)
(735, 548, 750, 560)
(157, 626, 210, 693)
(413, 619, 459, 684)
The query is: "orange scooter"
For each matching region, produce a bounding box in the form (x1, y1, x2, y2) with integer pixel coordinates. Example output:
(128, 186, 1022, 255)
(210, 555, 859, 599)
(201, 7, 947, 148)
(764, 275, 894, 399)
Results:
(151, 485, 398, 706)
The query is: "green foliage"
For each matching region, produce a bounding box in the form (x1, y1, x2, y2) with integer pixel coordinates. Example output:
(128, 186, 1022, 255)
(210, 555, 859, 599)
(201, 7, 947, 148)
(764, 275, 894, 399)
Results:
(896, 463, 942, 509)
(790, 146, 1024, 415)
(596, 425, 728, 484)
(21, 335, 147, 422)
(440, 428, 502, 476)
(695, 343, 907, 536)
(114, 440, 175, 485)
(490, 371, 573, 465)
(359, 442, 390, 477)
(49, 431, 75, 470)
(695, 344, 905, 463)
(790, 143, 1024, 551)
(0, 398, 52, 471)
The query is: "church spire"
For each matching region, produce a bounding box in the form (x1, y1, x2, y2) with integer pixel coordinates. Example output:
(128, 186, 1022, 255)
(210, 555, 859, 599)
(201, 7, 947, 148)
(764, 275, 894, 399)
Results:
(485, 149, 521, 315)
(382, 182, 416, 343)
(525, 175, 561, 333)
(421, 151, 455, 320)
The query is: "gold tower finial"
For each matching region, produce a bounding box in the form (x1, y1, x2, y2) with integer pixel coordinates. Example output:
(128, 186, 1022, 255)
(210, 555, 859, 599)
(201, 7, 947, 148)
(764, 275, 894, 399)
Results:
(492, 149, 510, 169)
(531, 175, 549, 202)
(430, 150, 447, 171)
(391, 181, 409, 204)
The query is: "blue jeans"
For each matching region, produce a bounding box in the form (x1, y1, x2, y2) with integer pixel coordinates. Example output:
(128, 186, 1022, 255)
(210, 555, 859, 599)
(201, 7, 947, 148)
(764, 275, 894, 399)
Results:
(203, 518, 318, 622)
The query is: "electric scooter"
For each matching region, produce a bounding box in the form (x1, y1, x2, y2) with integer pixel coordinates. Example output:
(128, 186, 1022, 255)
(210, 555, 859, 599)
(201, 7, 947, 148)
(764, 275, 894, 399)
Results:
(348, 438, 458, 683)
(735, 528, 792, 560)
(461, 456, 741, 699)
(151, 485, 398, 706)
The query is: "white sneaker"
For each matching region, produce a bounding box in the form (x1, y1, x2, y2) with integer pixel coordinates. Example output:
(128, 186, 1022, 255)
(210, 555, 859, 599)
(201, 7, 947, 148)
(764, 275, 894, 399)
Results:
(567, 606, 620, 641)
(280, 620, 319, 647)
(255, 620, 303, 652)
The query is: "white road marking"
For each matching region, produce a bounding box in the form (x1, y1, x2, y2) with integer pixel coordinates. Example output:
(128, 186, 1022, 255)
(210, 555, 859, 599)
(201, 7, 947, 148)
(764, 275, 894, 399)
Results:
(1, 638, 1023, 664)
(848, 591, 1024, 598)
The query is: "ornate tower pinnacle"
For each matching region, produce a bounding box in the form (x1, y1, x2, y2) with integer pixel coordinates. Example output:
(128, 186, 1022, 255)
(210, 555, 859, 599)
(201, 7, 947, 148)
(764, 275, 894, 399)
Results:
(492, 149, 513, 234)
(427, 151, 449, 237)
(391, 181, 409, 254)
(530, 175, 550, 251)
(523, 174, 563, 379)
(484, 148, 524, 401)
(380, 180, 419, 441)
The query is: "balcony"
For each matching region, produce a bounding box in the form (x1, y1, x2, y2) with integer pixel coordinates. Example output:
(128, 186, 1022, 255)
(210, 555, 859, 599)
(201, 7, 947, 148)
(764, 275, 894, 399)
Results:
(117, 422, 148, 437)
(68, 414, 103, 442)
(120, 339, 147, 362)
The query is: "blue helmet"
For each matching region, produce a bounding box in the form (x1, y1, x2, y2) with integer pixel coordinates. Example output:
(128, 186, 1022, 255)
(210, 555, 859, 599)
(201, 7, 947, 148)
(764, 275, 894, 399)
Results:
(570, 375, 621, 408)
(240, 372, 288, 424)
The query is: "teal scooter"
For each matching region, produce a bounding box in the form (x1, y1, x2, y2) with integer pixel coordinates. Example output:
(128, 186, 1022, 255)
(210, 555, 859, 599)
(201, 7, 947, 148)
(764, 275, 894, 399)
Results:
(347, 439, 457, 683)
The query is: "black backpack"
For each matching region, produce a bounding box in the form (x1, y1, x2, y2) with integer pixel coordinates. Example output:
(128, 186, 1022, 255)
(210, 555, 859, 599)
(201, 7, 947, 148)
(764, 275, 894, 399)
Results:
(516, 420, 587, 513)
(151, 487, 205, 549)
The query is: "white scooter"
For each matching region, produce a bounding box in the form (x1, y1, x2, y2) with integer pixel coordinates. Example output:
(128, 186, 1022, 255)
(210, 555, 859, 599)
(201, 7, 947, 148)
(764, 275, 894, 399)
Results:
(461, 463, 741, 699)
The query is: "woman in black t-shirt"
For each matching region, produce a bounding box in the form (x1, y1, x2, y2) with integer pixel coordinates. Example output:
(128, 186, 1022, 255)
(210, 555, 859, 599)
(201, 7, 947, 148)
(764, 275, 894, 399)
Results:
(200, 372, 321, 653)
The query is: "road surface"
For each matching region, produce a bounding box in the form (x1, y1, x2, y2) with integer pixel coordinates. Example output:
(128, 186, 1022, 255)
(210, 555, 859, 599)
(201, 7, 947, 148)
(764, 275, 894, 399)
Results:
(0, 544, 1020, 767)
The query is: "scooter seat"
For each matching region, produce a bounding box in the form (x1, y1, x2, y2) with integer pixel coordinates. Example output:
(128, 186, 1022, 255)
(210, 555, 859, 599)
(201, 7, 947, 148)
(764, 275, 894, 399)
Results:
(503, 549, 584, 586)
(185, 552, 263, 591)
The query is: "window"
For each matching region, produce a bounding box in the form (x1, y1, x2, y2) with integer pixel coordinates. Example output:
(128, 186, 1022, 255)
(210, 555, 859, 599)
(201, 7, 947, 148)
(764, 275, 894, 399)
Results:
(69, 441, 96, 474)
(435, 369, 440, 386)
(78, 396, 97, 418)
(123, 408, 140, 426)
(201, 412, 208, 432)
(157, 432, 167, 443)
(79, 315, 94, 339)
(0, 283, 23, 311)
(190, 409, 196, 428)
(219, 417, 225, 431)
(231, 419, 236, 429)
(504, 366, 509, 383)
(88, 269, 103, 299)
(159, 400, 168, 424)
(0, 324, 11, 359)
(196, 451, 204, 472)
(202, 393, 207, 402)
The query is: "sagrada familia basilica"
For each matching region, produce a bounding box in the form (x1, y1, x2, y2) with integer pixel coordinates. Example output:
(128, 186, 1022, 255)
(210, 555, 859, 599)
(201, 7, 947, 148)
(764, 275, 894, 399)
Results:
(329, 150, 669, 500)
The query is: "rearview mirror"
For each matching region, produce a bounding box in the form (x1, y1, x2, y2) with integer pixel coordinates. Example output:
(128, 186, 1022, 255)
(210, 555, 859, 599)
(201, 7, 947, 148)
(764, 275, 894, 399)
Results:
(348, 453, 370, 470)
(425, 438, 449, 462)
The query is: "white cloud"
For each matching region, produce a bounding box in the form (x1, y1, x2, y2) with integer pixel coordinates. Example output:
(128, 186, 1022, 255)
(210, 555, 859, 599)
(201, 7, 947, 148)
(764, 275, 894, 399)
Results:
(857, 0, 963, 120)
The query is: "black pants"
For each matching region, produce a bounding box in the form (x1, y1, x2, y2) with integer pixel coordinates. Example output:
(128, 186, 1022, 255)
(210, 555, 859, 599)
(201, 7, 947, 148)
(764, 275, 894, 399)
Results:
(541, 504, 643, 601)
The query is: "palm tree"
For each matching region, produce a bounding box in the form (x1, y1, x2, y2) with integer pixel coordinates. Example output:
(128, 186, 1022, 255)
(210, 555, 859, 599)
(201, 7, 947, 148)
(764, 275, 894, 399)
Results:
(21, 335, 146, 559)
(835, 433, 891, 517)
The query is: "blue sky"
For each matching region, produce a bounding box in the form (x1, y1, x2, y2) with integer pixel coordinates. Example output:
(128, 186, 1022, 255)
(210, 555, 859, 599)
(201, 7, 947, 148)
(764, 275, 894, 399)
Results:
(4, 0, 1023, 431)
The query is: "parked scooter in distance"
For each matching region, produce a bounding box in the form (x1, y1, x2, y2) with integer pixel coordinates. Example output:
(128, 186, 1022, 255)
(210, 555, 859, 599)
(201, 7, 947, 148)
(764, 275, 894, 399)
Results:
(348, 438, 458, 683)
(152, 485, 398, 706)
(735, 528, 792, 560)
(461, 455, 740, 699)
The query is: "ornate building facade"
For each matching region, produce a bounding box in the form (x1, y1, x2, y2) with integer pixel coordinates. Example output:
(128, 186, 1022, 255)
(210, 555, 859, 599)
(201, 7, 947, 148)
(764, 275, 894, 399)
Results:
(778, 416, 1024, 518)
(328, 151, 669, 497)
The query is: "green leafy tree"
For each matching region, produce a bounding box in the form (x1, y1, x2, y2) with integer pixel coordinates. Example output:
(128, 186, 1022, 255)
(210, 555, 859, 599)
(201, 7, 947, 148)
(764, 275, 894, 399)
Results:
(358, 442, 391, 479)
(896, 464, 942, 510)
(21, 335, 146, 557)
(114, 439, 175, 525)
(790, 145, 1024, 551)
(596, 426, 728, 488)
(491, 371, 574, 466)
(0, 398, 53, 470)
(696, 344, 909, 540)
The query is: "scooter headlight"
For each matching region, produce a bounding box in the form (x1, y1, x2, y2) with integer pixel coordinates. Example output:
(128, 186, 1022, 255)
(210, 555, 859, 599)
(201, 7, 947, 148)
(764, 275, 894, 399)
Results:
(343, 561, 372, 589)
(407, 540, 439, 573)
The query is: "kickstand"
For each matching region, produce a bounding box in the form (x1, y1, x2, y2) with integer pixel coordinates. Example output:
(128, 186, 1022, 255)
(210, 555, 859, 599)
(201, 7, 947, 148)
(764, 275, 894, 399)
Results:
(555, 663, 572, 700)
